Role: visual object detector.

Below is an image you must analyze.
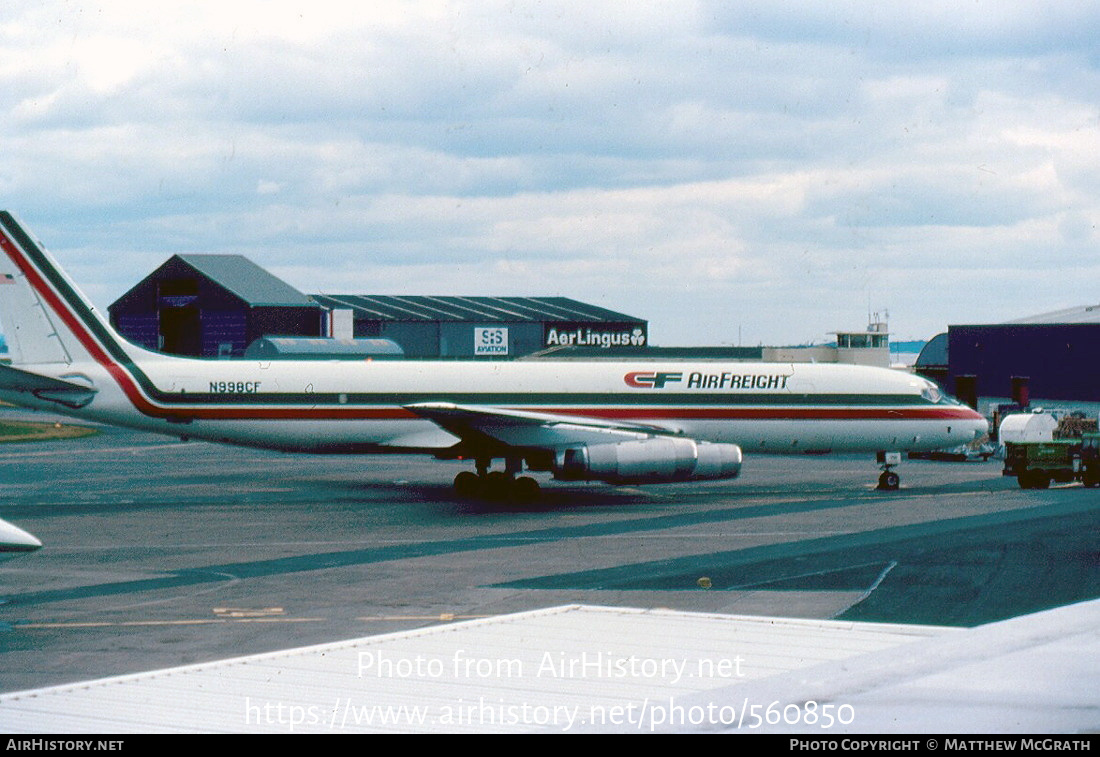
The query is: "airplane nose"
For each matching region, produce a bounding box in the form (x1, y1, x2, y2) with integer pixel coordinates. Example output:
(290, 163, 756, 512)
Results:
(0, 518, 42, 558)
(967, 409, 990, 438)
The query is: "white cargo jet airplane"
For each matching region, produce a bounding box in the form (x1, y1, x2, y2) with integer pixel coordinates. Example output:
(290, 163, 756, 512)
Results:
(0, 211, 987, 500)
(0, 517, 41, 562)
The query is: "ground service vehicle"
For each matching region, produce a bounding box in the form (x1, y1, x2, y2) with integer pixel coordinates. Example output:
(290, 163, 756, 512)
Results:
(1003, 433, 1100, 489)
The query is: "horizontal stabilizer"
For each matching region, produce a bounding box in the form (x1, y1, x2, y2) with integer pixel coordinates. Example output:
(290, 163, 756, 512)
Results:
(0, 363, 97, 409)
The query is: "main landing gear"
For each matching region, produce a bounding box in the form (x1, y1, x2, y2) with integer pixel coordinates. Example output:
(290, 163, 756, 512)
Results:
(453, 456, 541, 503)
(876, 451, 901, 491)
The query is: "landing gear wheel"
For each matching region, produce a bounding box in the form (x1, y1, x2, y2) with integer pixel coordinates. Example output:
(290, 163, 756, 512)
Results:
(875, 451, 902, 491)
(481, 471, 512, 501)
(454, 470, 482, 498)
(453, 461, 543, 503)
(511, 476, 541, 504)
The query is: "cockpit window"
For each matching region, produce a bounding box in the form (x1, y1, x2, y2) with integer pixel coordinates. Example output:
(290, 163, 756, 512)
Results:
(915, 379, 960, 405)
(920, 384, 943, 404)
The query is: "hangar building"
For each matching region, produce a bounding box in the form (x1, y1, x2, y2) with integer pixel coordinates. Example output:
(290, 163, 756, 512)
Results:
(916, 304, 1100, 411)
(108, 255, 323, 357)
(109, 255, 647, 360)
(309, 294, 646, 359)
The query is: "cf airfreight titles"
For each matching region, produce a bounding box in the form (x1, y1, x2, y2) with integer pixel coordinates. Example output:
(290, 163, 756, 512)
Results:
(625, 372, 792, 390)
(685, 372, 790, 390)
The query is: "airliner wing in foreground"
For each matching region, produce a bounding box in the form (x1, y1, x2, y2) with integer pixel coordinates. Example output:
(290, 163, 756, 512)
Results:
(0, 517, 41, 562)
(0, 211, 987, 500)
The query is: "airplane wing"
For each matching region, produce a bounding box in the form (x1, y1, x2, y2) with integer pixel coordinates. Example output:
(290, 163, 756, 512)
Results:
(403, 401, 742, 488)
(403, 401, 677, 450)
(0, 516, 42, 561)
(0, 364, 98, 409)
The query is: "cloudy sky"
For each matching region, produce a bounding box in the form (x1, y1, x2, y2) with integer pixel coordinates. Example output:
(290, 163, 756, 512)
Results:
(2, 1, 1098, 347)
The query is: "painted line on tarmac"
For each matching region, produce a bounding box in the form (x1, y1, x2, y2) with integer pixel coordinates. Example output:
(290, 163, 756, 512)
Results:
(493, 496, 1100, 591)
(492, 498, 1100, 626)
(1, 493, 882, 608)
(16, 617, 327, 629)
(0, 442, 197, 459)
(356, 614, 495, 622)
(15, 612, 494, 630)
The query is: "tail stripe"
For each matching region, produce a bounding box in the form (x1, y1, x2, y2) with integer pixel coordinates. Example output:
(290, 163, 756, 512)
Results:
(0, 215, 162, 413)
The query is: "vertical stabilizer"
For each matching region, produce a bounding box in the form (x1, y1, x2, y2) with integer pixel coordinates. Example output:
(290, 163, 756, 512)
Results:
(0, 212, 120, 367)
(0, 266, 73, 366)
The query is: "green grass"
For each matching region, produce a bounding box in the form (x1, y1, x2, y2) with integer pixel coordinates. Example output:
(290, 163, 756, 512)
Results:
(0, 420, 99, 442)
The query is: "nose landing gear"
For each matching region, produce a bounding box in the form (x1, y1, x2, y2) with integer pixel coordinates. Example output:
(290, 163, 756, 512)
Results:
(876, 451, 901, 491)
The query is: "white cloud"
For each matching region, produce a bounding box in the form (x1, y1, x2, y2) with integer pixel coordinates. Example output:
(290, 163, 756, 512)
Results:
(1, 0, 1098, 345)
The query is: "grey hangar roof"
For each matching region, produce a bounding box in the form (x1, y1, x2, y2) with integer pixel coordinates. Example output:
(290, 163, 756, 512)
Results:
(1004, 303, 1100, 324)
(162, 254, 316, 307)
(309, 294, 642, 323)
(113, 253, 643, 324)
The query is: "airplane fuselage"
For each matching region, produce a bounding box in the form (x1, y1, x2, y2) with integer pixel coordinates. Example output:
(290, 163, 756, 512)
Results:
(3, 351, 986, 456)
(0, 209, 989, 495)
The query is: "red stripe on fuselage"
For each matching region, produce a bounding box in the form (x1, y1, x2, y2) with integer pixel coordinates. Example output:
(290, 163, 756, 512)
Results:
(546, 407, 981, 422)
(131, 405, 976, 422)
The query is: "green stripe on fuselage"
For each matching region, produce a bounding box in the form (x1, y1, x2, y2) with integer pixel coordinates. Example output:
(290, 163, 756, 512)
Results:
(165, 391, 930, 407)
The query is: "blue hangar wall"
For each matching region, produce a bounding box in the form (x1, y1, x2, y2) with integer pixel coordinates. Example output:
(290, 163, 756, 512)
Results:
(948, 324, 1100, 403)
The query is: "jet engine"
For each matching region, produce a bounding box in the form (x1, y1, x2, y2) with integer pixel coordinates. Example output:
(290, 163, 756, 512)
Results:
(552, 438, 742, 485)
